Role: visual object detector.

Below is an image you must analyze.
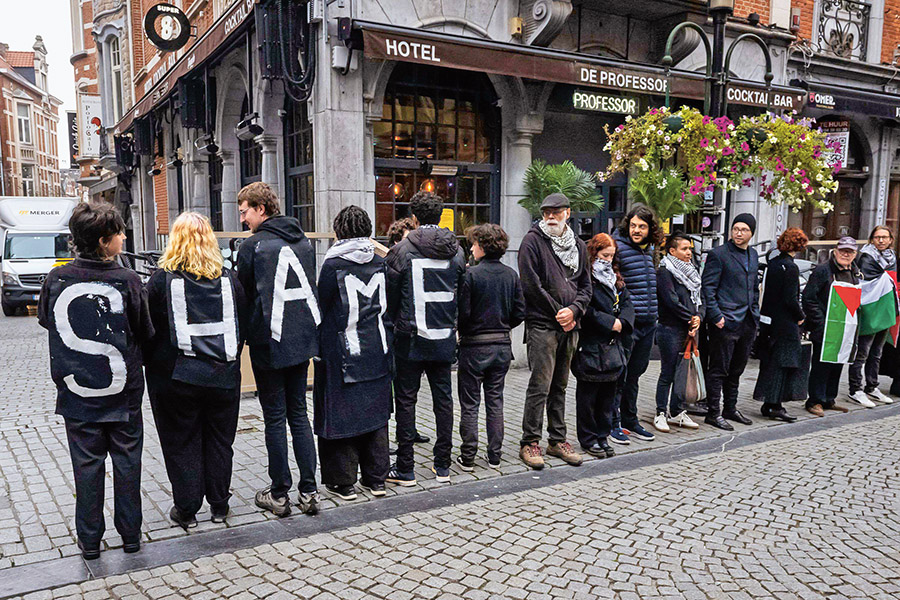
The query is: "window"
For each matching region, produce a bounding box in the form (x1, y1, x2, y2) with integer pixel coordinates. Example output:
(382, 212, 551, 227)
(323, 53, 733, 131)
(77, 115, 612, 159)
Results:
(238, 96, 262, 185)
(109, 37, 124, 122)
(4, 233, 72, 260)
(284, 99, 314, 232)
(21, 165, 35, 196)
(17, 104, 32, 145)
(818, 0, 871, 61)
(209, 154, 224, 231)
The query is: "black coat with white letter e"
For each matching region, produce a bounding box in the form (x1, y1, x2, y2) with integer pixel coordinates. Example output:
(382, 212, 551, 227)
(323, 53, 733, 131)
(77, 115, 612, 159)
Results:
(238, 216, 320, 369)
(38, 258, 154, 422)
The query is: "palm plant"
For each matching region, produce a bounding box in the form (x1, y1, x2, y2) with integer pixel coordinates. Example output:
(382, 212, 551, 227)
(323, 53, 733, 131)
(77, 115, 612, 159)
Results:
(628, 167, 703, 222)
(520, 160, 604, 218)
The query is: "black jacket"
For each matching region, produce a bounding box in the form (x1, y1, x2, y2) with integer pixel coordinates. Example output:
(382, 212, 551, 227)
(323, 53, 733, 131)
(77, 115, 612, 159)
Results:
(385, 225, 466, 362)
(656, 265, 704, 329)
(144, 268, 249, 389)
(38, 258, 154, 422)
(517, 224, 592, 330)
(458, 258, 526, 344)
(701, 240, 760, 330)
(237, 215, 320, 369)
(802, 255, 861, 342)
(571, 280, 635, 383)
(758, 253, 805, 368)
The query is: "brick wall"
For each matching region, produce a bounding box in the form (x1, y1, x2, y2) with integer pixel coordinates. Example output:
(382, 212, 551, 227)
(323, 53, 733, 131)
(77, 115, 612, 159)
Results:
(153, 157, 168, 234)
(883, 1, 900, 65)
(735, 0, 771, 25)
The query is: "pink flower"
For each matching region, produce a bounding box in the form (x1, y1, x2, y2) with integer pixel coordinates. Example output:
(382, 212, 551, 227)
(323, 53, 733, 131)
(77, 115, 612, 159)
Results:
(788, 147, 795, 153)
(703, 116, 711, 125)
(689, 185, 701, 195)
(740, 142, 750, 152)
(650, 108, 658, 115)
(722, 147, 734, 156)
(802, 177, 811, 185)
(730, 166, 738, 172)
(697, 164, 706, 171)
(700, 138, 710, 147)
(694, 176, 705, 186)
(742, 178, 753, 187)
(798, 169, 806, 176)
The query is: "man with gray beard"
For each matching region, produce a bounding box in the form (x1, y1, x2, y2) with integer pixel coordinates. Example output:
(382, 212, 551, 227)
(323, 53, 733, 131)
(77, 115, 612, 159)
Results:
(517, 193, 592, 469)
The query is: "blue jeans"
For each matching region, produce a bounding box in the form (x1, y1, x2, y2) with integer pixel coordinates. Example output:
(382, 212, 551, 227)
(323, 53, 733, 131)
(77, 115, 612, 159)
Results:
(655, 324, 689, 415)
(614, 320, 657, 429)
(253, 361, 318, 498)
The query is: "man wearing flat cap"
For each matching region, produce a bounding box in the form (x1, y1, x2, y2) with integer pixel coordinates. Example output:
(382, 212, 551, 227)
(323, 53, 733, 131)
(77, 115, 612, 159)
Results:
(701, 213, 760, 430)
(517, 193, 592, 469)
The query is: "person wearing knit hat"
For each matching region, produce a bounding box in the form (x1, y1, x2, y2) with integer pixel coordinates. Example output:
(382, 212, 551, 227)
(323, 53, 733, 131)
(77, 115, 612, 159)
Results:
(700, 214, 761, 430)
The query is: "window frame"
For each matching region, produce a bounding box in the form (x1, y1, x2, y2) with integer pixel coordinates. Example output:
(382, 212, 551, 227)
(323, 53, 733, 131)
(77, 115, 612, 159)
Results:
(17, 103, 33, 145)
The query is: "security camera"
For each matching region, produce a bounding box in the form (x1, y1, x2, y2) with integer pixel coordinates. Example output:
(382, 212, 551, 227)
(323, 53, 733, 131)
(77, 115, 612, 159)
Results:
(235, 112, 264, 141)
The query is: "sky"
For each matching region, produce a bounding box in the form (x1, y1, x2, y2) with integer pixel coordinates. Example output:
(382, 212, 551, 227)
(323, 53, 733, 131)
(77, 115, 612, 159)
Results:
(0, 0, 76, 167)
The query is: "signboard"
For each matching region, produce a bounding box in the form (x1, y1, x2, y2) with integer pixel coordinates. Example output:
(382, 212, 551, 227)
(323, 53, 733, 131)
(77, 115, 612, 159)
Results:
(143, 3, 191, 52)
(78, 94, 102, 159)
(821, 121, 849, 170)
(572, 90, 639, 114)
(806, 87, 900, 119)
(439, 208, 454, 231)
(67, 111, 78, 168)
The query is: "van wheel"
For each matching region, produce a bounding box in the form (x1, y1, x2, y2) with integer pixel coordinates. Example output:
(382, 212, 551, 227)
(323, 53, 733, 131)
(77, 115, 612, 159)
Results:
(2, 300, 16, 317)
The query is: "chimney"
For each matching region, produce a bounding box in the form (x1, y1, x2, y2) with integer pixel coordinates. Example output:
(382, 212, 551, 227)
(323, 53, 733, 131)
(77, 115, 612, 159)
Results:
(0, 43, 8, 59)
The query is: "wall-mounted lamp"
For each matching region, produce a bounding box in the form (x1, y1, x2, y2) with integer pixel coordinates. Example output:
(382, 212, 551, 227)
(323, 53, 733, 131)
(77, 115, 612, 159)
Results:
(194, 134, 218, 156)
(235, 112, 264, 141)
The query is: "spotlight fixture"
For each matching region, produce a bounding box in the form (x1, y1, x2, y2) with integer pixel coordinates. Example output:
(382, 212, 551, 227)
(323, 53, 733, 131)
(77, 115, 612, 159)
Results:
(148, 166, 162, 177)
(235, 112, 264, 141)
(194, 134, 219, 156)
(420, 179, 436, 193)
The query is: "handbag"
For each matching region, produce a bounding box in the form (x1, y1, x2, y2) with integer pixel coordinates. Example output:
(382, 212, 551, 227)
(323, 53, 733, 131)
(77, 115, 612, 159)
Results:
(673, 335, 707, 405)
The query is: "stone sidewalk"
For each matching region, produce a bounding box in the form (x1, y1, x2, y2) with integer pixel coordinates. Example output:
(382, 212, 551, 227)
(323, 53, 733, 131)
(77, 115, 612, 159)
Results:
(0, 312, 893, 569)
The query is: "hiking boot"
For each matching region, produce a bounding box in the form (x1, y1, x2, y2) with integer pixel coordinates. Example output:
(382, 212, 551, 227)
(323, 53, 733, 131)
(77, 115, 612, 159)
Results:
(297, 491, 320, 515)
(547, 441, 583, 466)
(520, 443, 545, 470)
(255, 487, 291, 517)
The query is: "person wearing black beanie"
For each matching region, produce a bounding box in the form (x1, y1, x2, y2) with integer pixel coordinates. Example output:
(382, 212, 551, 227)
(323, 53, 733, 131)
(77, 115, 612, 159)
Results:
(699, 214, 761, 430)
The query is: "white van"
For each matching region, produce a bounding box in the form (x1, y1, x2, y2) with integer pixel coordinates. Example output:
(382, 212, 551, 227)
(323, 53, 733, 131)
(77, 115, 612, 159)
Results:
(0, 197, 78, 316)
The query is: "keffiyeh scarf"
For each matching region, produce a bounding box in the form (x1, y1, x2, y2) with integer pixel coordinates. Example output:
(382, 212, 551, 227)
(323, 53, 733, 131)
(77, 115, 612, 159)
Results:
(539, 220, 580, 272)
(662, 254, 702, 308)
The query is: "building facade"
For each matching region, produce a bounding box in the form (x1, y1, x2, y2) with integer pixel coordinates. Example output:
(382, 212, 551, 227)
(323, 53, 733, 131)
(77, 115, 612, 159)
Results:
(0, 38, 62, 197)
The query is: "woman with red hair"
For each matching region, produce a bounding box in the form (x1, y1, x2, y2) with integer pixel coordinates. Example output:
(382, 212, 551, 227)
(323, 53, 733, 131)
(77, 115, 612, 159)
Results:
(753, 227, 809, 421)
(571, 233, 635, 458)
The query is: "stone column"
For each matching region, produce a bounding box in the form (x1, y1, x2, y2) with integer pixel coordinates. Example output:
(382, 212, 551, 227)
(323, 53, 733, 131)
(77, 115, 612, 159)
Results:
(220, 150, 239, 232)
(257, 134, 281, 205)
(189, 156, 210, 217)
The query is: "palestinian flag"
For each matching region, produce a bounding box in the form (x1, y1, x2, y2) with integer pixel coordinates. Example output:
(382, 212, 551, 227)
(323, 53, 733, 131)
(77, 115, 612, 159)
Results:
(887, 270, 900, 346)
(859, 272, 900, 336)
(821, 282, 861, 364)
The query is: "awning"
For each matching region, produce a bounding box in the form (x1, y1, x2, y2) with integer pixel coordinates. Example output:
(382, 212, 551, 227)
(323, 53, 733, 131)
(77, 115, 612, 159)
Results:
(800, 81, 900, 120)
(357, 21, 807, 112)
(113, 0, 259, 134)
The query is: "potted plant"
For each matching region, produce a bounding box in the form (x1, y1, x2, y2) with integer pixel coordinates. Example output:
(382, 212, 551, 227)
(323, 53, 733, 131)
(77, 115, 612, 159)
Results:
(519, 159, 604, 218)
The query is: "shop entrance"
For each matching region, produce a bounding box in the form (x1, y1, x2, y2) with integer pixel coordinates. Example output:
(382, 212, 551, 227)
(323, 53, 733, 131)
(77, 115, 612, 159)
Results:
(802, 179, 862, 241)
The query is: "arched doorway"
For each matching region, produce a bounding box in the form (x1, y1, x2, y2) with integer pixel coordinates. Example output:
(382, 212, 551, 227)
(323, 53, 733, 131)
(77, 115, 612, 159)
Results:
(372, 63, 500, 237)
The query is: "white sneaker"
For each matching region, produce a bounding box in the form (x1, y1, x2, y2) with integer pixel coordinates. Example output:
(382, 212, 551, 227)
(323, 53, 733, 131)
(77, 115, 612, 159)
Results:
(849, 390, 876, 408)
(653, 413, 671, 433)
(868, 389, 894, 404)
(668, 411, 700, 429)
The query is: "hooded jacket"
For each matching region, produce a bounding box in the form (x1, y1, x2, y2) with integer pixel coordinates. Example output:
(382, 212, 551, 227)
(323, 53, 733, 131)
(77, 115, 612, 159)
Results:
(612, 230, 658, 322)
(385, 225, 466, 362)
(517, 223, 591, 330)
(237, 215, 320, 369)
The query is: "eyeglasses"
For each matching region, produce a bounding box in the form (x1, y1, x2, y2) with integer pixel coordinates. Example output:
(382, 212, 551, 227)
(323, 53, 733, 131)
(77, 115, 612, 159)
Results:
(542, 208, 567, 218)
(239, 208, 251, 217)
(732, 226, 752, 234)
(873, 235, 892, 241)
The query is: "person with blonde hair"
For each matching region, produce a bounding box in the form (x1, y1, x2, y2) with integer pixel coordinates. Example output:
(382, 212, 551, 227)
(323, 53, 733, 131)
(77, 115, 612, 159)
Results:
(144, 212, 248, 529)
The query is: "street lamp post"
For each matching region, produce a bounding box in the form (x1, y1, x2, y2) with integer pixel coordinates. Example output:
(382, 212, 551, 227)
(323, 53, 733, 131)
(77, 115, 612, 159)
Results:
(708, 0, 735, 117)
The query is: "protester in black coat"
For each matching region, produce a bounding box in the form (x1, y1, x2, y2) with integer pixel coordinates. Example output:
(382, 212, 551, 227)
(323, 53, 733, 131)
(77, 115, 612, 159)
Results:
(38, 201, 153, 560)
(145, 212, 249, 529)
(237, 182, 321, 517)
(700, 213, 760, 430)
(753, 229, 808, 422)
(313, 207, 392, 500)
(385, 192, 466, 485)
(802, 239, 861, 416)
(572, 233, 634, 459)
(654, 233, 703, 432)
(456, 224, 525, 469)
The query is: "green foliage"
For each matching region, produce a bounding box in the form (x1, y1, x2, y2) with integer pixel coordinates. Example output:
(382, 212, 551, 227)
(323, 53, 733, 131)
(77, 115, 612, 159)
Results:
(628, 168, 703, 222)
(520, 160, 604, 218)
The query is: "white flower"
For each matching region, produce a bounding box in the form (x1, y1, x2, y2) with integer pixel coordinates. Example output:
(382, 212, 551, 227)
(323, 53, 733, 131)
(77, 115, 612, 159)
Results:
(664, 135, 671, 142)
(638, 158, 650, 171)
(626, 115, 633, 122)
(815, 172, 823, 181)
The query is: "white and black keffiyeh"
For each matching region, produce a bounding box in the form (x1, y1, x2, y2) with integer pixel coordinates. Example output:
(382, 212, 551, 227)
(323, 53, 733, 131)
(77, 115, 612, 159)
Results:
(663, 254, 702, 308)
(325, 237, 375, 264)
(539, 221, 580, 272)
(860, 243, 897, 271)
(592, 258, 617, 291)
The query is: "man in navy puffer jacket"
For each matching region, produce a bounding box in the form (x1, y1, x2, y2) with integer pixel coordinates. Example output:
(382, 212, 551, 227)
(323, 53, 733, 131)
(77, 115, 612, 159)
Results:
(610, 205, 660, 444)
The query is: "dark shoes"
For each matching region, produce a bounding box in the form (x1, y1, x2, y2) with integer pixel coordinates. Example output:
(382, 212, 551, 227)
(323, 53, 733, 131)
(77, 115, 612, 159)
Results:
(297, 491, 320, 515)
(210, 506, 229, 524)
(583, 440, 615, 459)
(413, 432, 430, 444)
(325, 484, 357, 501)
(386, 465, 417, 486)
(722, 410, 752, 425)
(761, 405, 797, 423)
(77, 539, 101, 560)
(455, 455, 475, 472)
(684, 400, 709, 416)
(360, 481, 386, 497)
(169, 506, 198, 530)
(123, 537, 141, 554)
(705, 415, 734, 431)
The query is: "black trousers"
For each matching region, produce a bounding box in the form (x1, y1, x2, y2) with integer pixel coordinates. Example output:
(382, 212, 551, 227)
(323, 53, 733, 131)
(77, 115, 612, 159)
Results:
(148, 376, 240, 517)
(808, 340, 844, 409)
(849, 329, 888, 394)
(252, 361, 318, 497)
(394, 351, 454, 474)
(64, 412, 143, 546)
(575, 379, 617, 449)
(615, 320, 657, 429)
(458, 343, 512, 463)
(706, 318, 757, 417)
(318, 425, 390, 487)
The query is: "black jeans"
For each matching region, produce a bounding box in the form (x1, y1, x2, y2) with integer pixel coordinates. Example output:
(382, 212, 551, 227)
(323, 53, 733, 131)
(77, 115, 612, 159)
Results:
(575, 379, 617, 449)
(64, 412, 143, 546)
(394, 344, 454, 474)
(849, 329, 888, 394)
(318, 425, 390, 487)
(706, 318, 757, 417)
(808, 339, 844, 408)
(521, 326, 577, 446)
(655, 324, 689, 415)
(458, 343, 512, 463)
(148, 376, 240, 517)
(615, 320, 657, 429)
(252, 361, 318, 498)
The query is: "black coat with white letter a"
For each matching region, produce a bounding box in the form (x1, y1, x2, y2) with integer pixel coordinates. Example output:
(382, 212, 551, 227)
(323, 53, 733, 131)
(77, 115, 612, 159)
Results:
(38, 258, 154, 423)
(237, 216, 320, 369)
(144, 268, 248, 389)
(313, 255, 393, 439)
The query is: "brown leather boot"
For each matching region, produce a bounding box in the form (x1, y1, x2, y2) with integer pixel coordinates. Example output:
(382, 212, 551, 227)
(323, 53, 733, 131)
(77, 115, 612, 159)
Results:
(546, 441, 583, 466)
(519, 443, 545, 470)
